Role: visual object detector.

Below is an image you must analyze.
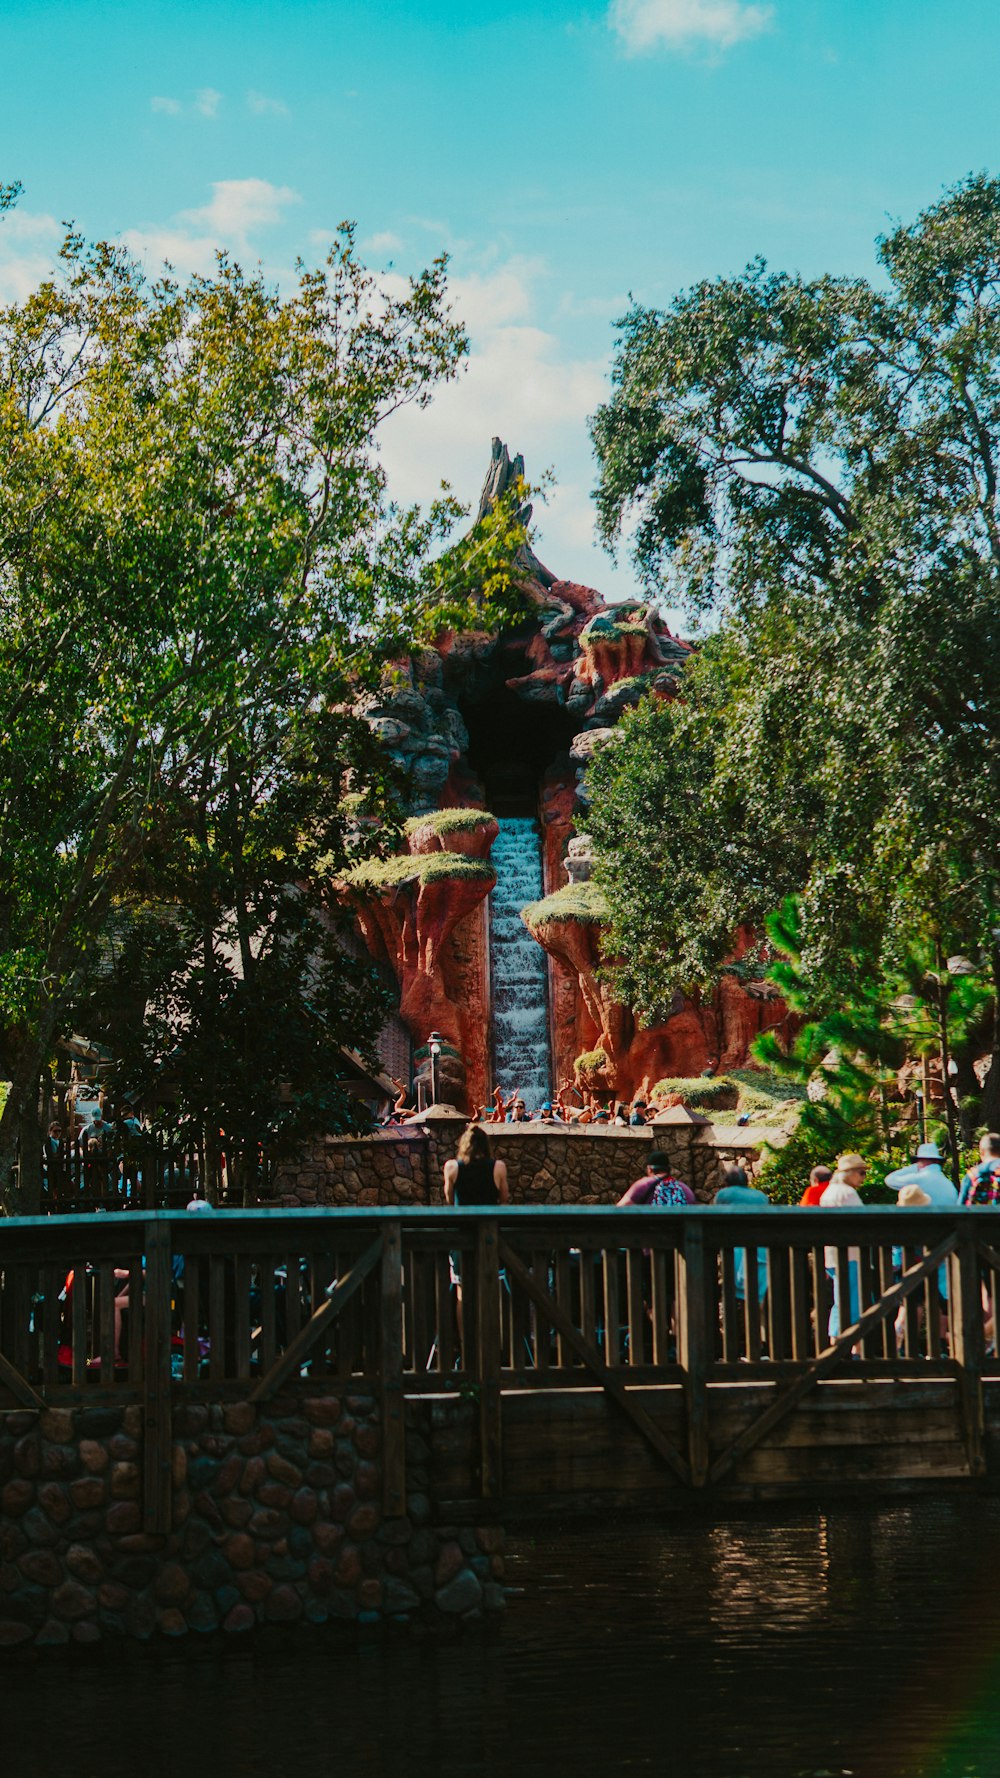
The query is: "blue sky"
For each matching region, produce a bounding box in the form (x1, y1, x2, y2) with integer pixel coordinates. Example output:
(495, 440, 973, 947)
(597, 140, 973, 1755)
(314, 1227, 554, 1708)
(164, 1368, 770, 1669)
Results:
(4, 0, 1000, 602)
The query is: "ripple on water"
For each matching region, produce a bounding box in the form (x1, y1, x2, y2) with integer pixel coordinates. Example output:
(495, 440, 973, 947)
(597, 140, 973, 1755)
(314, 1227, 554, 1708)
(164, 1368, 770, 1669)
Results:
(7, 1499, 1000, 1778)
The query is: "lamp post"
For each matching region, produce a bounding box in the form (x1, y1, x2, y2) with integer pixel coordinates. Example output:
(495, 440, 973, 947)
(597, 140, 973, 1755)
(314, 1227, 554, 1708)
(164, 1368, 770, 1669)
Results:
(428, 1032, 442, 1108)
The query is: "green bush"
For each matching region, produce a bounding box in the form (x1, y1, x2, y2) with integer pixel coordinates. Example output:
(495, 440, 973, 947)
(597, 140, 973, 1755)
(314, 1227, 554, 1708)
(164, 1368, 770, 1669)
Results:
(403, 807, 491, 838)
(345, 851, 494, 892)
(651, 1074, 740, 1110)
(523, 881, 609, 926)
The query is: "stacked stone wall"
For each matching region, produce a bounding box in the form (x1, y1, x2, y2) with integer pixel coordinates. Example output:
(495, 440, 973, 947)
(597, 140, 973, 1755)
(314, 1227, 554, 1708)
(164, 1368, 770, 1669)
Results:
(0, 1395, 503, 1649)
(271, 1123, 752, 1210)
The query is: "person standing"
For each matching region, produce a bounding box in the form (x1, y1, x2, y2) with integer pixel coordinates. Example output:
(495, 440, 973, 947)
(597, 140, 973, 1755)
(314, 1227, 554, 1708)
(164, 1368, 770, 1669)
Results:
(799, 1164, 834, 1205)
(443, 1123, 510, 1207)
(885, 1142, 958, 1206)
(617, 1150, 695, 1206)
(959, 1133, 1000, 1205)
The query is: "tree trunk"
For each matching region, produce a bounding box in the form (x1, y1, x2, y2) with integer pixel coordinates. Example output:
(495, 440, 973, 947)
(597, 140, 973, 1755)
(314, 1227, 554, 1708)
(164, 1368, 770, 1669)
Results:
(0, 1045, 51, 1215)
(980, 946, 1000, 1133)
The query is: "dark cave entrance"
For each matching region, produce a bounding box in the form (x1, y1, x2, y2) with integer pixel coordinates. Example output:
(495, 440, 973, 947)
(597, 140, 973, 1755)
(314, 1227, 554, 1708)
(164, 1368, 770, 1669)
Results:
(460, 684, 577, 816)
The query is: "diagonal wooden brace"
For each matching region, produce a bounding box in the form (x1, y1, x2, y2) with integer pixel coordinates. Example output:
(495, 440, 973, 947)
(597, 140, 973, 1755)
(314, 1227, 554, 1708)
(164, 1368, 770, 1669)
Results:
(249, 1236, 383, 1403)
(498, 1240, 691, 1487)
(708, 1233, 959, 1486)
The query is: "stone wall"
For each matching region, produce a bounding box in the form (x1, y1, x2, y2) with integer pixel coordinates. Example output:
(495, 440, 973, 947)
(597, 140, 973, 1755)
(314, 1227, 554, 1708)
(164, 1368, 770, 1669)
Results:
(0, 1394, 503, 1649)
(271, 1120, 753, 1210)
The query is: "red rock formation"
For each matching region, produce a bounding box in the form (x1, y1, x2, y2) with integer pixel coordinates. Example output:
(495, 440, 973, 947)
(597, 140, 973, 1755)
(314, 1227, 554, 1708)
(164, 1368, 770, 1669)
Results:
(524, 903, 792, 1101)
(345, 814, 498, 1111)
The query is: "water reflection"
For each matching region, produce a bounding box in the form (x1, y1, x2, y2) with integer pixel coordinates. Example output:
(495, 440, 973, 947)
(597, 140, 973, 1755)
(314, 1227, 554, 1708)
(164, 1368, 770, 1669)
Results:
(6, 1499, 1000, 1778)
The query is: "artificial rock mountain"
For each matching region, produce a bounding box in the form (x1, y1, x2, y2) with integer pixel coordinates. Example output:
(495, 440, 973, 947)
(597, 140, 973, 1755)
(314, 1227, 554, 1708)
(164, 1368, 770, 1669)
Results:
(345, 440, 789, 1112)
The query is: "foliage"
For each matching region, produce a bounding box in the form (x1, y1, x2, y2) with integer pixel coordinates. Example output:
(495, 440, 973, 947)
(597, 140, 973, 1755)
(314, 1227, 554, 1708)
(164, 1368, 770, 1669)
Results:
(588, 174, 1000, 1119)
(0, 198, 525, 1208)
(522, 881, 610, 927)
(403, 807, 493, 838)
(651, 1074, 740, 1110)
(344, 851, 495, 892)
(574, 1047, 610, 1074)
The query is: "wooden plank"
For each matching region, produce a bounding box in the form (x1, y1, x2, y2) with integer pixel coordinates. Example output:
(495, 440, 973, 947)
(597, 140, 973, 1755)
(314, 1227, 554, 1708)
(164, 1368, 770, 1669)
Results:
(71, 1262, 87, 1388)
(476, 1222, 503, 1499)
(98, 1262, 115, 1383)
(626, 1248, 646, 1368)
(555, 1253, 573, 1369)
(259, 1257, 276, 1376)
(532, 1251, 550, 1373)
(249, 1236, 382, 1403)
(720, 1248, 740, 1363)
(43, 1262, 60, 1390)
(708, 1233, 960, 1486)
(743, 1239, 761, 1362)
(953, 1228, 987, 1477)
(677, 1223, 710, 1487)
(498, 1239, 690, 1486)
(128, 1257, 144, 1386)
(380, 1221, 406, 1516)
(601, 1249, 618, 1369)
(234, 1256, 252, 1382)
(183, 1254, 201, 1384)
(789, 1247, 810, 1363)
(767, 1246, 791, 1363)
(142, 1222, 173, 1535)
(209, 1257, 225, 1383)
(650, 1249, 670, 1366)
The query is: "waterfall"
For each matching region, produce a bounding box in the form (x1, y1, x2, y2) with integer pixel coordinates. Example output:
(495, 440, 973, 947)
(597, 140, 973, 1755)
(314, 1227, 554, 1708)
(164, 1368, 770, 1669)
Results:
(489, 817, 552, 1109)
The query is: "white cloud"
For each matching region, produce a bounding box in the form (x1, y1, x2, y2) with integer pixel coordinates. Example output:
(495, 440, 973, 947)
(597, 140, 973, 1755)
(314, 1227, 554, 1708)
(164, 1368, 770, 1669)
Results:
(151, 95, 182, 115)
(362, 230, 404, 257)
(180, 178, 301, 240)
(609, 0, 774, 54)
(377, 254, 635, 594)
(247, 90, 289, 117)
(0, 207, 61, 302)
(195, 87, 222, 118)
(119, 226, 224, 278)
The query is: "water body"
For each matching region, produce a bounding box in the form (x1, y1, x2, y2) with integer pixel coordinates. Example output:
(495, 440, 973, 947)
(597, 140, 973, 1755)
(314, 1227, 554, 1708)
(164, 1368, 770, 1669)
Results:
(489, 816, 551, 1108)
(8, 1499, 1000, 1778)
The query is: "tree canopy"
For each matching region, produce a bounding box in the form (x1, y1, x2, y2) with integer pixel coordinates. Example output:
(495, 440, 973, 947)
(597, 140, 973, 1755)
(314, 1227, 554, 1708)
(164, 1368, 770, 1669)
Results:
(588, 174, 1000, 1123)
(0, 202, 524, 1208)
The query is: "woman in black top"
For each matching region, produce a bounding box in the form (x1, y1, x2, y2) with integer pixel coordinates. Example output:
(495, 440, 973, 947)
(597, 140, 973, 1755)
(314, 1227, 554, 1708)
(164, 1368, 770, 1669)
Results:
(443, 1122, 509, 1207)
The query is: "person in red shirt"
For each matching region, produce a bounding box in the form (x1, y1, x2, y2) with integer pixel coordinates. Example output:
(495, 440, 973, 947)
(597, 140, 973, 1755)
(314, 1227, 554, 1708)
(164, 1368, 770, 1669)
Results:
(800, 1164, 834, 1205)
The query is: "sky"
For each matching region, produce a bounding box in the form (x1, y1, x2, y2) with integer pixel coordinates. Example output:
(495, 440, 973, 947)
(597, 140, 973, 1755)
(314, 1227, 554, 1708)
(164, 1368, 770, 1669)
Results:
(4, 0, 1000, 603)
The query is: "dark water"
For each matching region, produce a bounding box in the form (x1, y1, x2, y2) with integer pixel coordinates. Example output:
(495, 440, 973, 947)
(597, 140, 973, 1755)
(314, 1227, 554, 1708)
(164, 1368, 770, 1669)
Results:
(6, 1498, 1000, 1778)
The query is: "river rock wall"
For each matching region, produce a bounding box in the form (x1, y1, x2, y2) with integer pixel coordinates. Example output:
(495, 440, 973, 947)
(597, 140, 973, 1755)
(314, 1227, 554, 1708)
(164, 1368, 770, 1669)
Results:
(0, 1395, 503, 1648)
(270, 1121, 761, 1209)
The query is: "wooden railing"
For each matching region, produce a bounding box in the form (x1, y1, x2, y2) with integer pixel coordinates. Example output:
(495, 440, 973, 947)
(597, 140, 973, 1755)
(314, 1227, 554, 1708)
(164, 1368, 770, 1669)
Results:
(1, 1207, 998, 1517)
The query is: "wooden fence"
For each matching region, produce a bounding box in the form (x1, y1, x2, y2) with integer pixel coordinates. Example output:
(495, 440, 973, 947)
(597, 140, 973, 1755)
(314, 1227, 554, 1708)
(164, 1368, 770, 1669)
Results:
(2, 1206, 999, 1523)
(37, 1133, 273, 1213)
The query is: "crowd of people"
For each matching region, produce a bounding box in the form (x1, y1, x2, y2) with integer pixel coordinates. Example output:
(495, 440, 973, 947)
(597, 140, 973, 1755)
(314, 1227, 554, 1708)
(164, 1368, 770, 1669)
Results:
(439, 1120, 1000, 1351)
(380, 1074, 683, 1128)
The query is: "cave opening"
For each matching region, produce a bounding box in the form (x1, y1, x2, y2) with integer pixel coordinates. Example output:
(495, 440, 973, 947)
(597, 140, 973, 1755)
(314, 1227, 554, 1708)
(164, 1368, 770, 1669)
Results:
(460, 683, 577, 816)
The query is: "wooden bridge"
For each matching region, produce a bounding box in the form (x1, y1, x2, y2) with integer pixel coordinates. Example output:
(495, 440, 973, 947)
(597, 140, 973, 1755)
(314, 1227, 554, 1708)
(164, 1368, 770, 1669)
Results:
(2, 1205, 1000, 1525)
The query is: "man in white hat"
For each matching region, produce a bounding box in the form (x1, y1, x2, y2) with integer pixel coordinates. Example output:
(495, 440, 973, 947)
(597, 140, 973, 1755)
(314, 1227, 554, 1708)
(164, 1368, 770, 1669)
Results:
(885, 1143, 958, 1206)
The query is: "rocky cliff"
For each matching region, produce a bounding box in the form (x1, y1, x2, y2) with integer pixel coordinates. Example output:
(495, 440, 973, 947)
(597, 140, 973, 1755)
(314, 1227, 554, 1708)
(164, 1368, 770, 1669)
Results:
(345, 439, 787, 1109)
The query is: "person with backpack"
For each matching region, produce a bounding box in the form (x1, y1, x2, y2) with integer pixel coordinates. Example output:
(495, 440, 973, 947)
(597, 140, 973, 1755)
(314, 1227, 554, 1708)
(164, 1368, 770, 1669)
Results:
(617, 1149, 695, 1206)
(959, 1132, 1000, 1204)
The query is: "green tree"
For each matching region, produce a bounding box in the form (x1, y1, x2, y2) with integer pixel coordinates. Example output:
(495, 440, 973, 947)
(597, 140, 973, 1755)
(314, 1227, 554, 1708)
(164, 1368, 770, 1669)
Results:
(0, 203, 524, 1210)
(588, 174, 1000, 1120)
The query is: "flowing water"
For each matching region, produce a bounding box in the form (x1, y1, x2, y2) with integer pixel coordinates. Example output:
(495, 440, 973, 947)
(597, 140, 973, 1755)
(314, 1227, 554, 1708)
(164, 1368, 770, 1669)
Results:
(489, 816, 551, 1109)
(9, 1499, 1000, 1778)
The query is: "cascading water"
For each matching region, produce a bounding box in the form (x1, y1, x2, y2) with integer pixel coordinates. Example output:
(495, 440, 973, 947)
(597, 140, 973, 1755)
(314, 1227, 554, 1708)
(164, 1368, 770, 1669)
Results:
(489, 816, 552, 1109)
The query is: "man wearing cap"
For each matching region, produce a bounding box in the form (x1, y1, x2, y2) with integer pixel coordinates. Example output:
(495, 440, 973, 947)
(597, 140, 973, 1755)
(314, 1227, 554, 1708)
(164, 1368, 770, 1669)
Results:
(885, 1143, 959, 1206)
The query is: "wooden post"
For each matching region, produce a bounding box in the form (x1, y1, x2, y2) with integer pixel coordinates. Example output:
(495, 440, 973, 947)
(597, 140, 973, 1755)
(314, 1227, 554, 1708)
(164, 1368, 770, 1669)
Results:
(951, 1222, 986, 1479)
(678, 1221, 710, 1488)
(476, 1220, 503, 1499)
(380, 1219, 406, 1517)
(142, 1220, 173, 1535)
